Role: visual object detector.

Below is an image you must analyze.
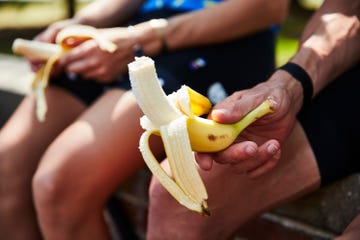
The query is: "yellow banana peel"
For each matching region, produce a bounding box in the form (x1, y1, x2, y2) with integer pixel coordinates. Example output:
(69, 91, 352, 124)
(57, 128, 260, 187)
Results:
(12, 24, 117, 122)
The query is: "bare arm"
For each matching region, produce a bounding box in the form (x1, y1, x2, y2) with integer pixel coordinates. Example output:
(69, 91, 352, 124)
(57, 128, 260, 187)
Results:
(291, 0, 360, 98)
(196, 0, 360, 176)
(164, 0, 289, 49)
(212, 0, 360, 126)
(72, 0, 144, 27)
(254, 0, 360, 119)
(131, 0, 289, 55)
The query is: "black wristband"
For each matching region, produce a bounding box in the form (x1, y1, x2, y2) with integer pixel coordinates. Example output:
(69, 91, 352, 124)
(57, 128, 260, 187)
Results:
(279, 62, 313, 109)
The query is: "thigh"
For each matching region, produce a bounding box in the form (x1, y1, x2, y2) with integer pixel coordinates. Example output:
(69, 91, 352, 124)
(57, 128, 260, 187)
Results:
(36, 89, 162, 204)
(0, 86, 86, 181)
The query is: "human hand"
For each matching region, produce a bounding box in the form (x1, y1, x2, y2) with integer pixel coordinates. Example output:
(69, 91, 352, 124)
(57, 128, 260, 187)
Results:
(28, 19, 76, 72)
(196, 71, 303, 178)
(56, 27, 135, 83)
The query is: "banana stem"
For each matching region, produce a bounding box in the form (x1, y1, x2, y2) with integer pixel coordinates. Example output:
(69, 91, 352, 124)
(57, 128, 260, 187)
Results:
(233, 99, 275, 134)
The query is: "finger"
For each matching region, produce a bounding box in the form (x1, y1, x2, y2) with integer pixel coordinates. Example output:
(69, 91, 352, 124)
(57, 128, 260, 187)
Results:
(242, 140, 280, 177)
(210, 91, 265, 123)
(258, 139, 281, 159)
(210, 92, 244, 122)
(58, 41, 97, 67)
(65, 57, 102, 76)
(194, 153, 213, 171)
(212, 141, 258, 164)
(228, 140, 280, 174)
(81, 66, 107, 80)
(247, 149, 281, 178)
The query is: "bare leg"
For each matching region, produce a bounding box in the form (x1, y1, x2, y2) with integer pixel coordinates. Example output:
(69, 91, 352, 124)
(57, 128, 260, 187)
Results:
(32, 89, 164, 240)
(147, 122, 321, 240)
(335, 214, 360, 240)
(0, 87, 86, 240)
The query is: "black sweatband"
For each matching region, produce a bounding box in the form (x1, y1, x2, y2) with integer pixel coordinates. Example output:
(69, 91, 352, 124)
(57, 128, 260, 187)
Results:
(279, 62, 313, 109)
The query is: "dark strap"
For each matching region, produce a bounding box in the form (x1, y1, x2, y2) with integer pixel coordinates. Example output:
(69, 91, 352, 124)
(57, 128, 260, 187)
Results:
(279, 62, 314, 110)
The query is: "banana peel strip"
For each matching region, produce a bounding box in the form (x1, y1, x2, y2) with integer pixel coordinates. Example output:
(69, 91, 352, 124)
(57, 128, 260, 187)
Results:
(12, 25, 117, 122)
(160, 117, 208, 210)
(140, 128, 206, 214)
(31, 52, 62, 122)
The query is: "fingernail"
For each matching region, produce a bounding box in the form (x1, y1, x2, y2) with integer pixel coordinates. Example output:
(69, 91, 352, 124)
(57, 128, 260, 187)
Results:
(245, 145, 256, 157)
(267, 144, 278, 154)
(212, 109, 230, 117)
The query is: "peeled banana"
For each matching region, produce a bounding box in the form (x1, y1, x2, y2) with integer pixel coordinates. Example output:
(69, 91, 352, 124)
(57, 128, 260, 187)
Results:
(12, 24, 117, 122)
(128, 56, 275, 215)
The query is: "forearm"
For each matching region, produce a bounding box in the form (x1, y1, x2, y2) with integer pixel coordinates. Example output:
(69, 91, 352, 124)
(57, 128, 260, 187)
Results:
(131, 0, 289, 55)
(290, 0, 360, 97)
(72, 0, 143, 27)
(165, 0, 289, 49)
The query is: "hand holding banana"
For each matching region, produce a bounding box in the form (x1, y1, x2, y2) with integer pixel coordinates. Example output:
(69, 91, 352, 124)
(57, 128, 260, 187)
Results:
(128, 56, 275, 215)
(12, 25, 117, 122)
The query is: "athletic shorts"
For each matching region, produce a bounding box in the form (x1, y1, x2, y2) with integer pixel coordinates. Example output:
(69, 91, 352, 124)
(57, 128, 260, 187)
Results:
(51, 9, 276, 105)
(298, 63, 360, 187)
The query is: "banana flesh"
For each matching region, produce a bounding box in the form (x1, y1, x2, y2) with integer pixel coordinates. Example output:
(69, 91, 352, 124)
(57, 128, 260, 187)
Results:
(12, 25, 117, 122)
(128, 56, 275, 215)
(12, 38, 61, 61)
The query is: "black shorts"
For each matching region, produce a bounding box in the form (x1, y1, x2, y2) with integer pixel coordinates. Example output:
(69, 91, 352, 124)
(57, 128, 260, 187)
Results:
(51, 9, 276, 105)
(298, 63, 360, 187)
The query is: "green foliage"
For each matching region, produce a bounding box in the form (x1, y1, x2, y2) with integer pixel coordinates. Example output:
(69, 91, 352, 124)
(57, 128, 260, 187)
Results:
(0, 2, 29, 8)
(275, 35, 299, 67)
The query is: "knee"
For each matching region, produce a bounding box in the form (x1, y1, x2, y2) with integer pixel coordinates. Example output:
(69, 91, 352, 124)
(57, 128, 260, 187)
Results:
(32, 165, 68, 218)
(147, 174, 237, 240)
(147, 177, 178, 239)
(147, 177, 209, 240)
(32, 156, 80, 224)
(32, 148, 105, 233)
(148, 176, 178, 217)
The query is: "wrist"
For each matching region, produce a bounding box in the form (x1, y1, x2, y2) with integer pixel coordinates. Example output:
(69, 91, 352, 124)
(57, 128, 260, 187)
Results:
(149, 19, 169, 53)
(278, 62, 314, 112)
(268, 70, 305, 115)
(127, 25, 144, 57)
(132, 19, 169, 56)
(290, 47, 319, 91)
